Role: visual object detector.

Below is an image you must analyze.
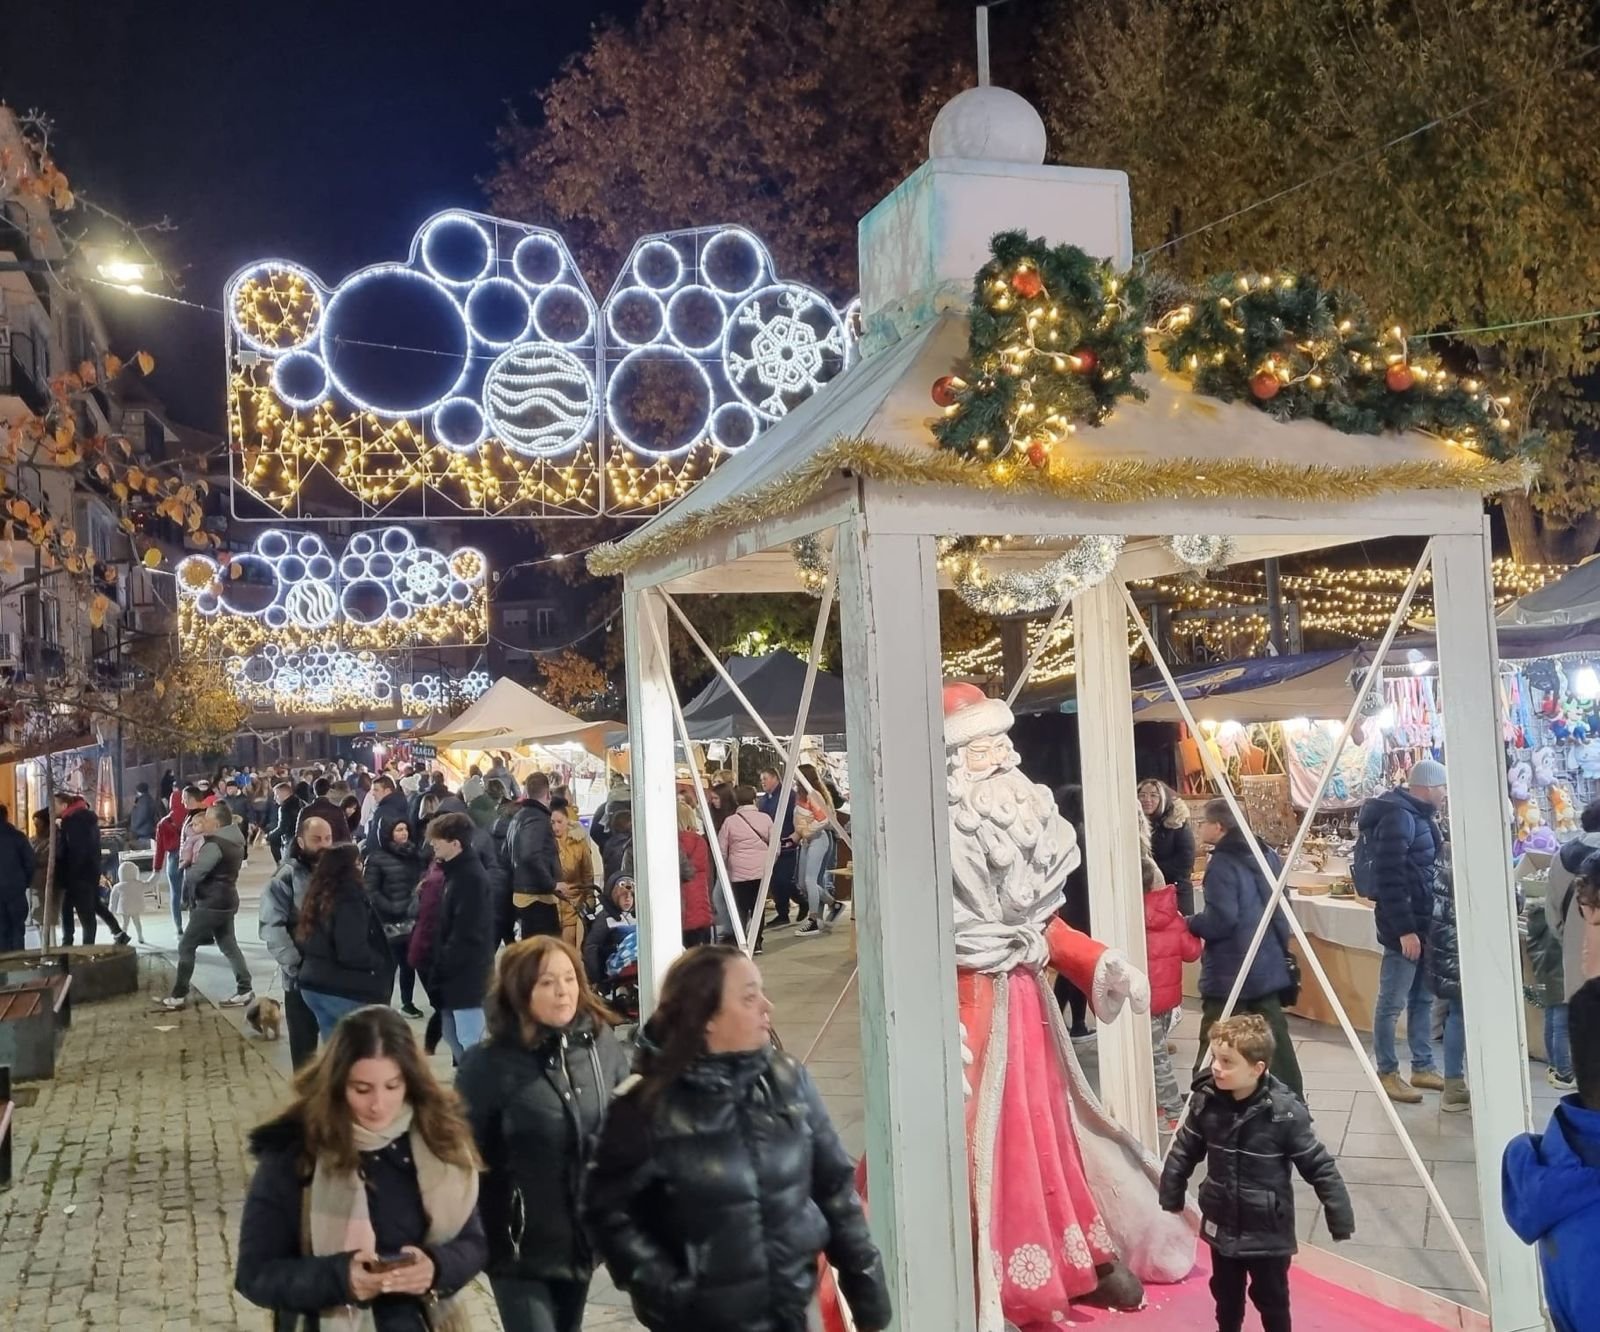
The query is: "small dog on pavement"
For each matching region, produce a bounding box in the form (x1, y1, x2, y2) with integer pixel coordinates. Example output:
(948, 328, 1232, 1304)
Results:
(245, 996, 283, 1041)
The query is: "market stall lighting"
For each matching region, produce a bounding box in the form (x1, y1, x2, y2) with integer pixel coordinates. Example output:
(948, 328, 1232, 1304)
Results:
(1572, 666, 1600, 700)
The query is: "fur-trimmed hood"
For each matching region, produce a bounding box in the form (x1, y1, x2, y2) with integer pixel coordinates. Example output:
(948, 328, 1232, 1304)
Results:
(1158, 795, 1190, 830)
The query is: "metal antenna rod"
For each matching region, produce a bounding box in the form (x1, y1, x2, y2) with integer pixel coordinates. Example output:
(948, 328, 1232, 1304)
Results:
(976, 1, 1015, 87)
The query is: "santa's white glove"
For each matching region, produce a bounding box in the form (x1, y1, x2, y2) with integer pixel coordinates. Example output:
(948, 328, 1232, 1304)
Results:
(959, 1021, 974, 1099)
(1091, 949, 1151, 1024)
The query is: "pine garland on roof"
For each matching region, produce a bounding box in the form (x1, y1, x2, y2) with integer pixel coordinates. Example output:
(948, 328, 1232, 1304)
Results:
(1155, 272, 1519, 457)
(930, 231, 1149, 469)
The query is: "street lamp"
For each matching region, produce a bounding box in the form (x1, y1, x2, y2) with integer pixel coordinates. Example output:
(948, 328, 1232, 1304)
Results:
(94, 255, 149, 291)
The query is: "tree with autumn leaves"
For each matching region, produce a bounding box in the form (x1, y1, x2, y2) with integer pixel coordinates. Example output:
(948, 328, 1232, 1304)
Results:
(1, 107, 215, 740)
(496, 0, 1600, 576)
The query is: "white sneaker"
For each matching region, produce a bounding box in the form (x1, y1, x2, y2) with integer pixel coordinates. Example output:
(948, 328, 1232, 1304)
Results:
(220, 990, 255, 1008)
(155, 996, 186, 1011)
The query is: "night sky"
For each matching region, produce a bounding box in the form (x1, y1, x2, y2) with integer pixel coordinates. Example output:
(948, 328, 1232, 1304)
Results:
(0, 0, 636, 430)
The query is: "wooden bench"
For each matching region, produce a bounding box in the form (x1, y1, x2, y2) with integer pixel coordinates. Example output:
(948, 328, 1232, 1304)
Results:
(0, 969, 72, 1082)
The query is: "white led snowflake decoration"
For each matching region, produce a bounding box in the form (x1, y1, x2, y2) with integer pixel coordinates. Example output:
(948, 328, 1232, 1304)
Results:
(226, 214, 857, 519)
(177, 526, 488, 658)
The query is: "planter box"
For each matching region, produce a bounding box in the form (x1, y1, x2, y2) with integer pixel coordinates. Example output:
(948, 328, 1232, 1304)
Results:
(0, 946, 137, 1004)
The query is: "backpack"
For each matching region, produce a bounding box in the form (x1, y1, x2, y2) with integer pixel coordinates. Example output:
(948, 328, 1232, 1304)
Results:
(1350, 802, 1391, 900)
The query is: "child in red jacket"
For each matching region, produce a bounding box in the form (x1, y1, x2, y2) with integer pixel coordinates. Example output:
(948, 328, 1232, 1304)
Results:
(1143, 856, 1203, 1130)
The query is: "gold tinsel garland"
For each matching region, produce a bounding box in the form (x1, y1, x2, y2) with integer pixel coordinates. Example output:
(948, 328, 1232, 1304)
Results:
(586, 436, 1532, 578)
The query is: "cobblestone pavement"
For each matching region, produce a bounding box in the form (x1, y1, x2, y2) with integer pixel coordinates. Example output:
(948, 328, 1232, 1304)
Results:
(1, 848, 864, 1331)
(0, 956, 514, 1330)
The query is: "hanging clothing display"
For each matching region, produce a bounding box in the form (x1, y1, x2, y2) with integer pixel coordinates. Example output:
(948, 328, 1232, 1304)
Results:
(1282, 720, 1386, 811)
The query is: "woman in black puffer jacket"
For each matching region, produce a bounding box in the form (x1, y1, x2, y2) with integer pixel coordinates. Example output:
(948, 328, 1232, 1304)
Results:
(296, 844, 395, 1040)
(456, 937, 630, 1332)
(365, 821, 426, 1019)
(582, 946, 890, 1332)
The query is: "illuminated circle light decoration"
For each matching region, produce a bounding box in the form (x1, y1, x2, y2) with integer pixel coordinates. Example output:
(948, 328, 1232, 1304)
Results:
(176, 526, 488, 657)
(401, 669, 492, 715)
(225, 212, 855, 519)
(229, 643, 397, 715)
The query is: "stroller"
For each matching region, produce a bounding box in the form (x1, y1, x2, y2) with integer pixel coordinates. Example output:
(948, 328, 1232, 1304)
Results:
(579, 880, 640, 1029)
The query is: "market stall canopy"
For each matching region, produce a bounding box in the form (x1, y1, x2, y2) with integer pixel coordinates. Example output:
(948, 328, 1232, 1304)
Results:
(677, 651, 850, 740)
(1128, 650, 1365, 723)
(424, 677, 613, 756)
(1499, 556, 1600, 627)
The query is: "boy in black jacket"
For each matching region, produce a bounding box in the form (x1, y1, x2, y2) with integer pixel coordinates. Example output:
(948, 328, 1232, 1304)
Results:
(1159, 1015, 1354, 1332)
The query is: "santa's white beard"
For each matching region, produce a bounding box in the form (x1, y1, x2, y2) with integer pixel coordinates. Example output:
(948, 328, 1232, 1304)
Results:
(948, 760, 1080, 926)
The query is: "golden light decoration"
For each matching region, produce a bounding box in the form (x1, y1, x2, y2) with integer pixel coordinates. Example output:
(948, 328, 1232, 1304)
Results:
(226, 215, 851, 521)
(232, 268, 322, 351)
(176, 527, 489, 660)
(940, 559, 1568, 685)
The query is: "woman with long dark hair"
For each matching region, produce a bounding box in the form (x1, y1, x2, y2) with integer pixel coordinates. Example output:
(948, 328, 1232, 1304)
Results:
(365, 821, 426, 1019)
(456, 938, 630, 1332)
(583, 946, 890, 1332)
(235, 1005, 487, 1329)
(296, 843, 395, 1039)
(1138, 779, 1197, 915)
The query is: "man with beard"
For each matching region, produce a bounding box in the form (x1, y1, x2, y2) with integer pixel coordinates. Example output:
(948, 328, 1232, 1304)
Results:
(365, 774, 411, 847)
(258, 815, 334, 1069)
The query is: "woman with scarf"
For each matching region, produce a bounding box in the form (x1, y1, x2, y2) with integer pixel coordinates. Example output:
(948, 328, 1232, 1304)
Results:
(582, 945, 890, 1332)
(235, 1005, 487, 1330)
(456, 937, 630, 1332)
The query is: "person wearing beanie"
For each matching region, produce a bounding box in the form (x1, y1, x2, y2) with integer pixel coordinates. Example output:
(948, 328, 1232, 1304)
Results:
(1354, 759, 1448, 1104)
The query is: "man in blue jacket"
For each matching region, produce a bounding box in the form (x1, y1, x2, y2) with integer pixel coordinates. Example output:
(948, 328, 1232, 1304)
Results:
(1356, 759, 1448, 1104)
(1504, 977, 1600, 1332)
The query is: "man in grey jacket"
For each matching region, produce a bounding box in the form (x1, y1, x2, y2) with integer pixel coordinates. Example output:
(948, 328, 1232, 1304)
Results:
(258, 814, 333, 1069)
(155, 804, 255, 1012)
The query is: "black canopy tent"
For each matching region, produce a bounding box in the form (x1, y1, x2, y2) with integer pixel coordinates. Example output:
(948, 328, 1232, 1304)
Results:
(676, 651, 850, 740)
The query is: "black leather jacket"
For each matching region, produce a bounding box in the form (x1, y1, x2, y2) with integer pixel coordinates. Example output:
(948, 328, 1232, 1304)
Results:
(582, 1039, 890, 1332)
(455, 1015, 631, 1282)
(235, 1116, 487, 1332)
(1159, 1073, 1353, 1258)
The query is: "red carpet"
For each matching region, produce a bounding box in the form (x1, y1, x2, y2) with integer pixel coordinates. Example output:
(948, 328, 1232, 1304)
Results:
(1050, 1252, 1458, 1329)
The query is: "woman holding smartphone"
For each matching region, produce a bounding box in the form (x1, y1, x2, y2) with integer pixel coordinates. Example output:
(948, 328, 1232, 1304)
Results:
(235, 1005, 487, 1330)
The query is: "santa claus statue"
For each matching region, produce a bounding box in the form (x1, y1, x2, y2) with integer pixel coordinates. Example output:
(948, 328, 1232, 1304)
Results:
(822, 683, 1195, 1332)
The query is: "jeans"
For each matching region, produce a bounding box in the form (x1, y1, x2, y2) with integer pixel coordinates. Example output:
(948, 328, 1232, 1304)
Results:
(171, 906, 253, 999)
(0, 892, 25, 952)
(165, 850, 183, 933)
(1152, 1007, 1183, 1116)
(1210, 1251, 1291, 1332)
(1373, 946, 1437, 1077)
(1441, 994, 1467, 1079)
(490, 1276, 591, 1332)
(440, 1006, 485, 1061)
(799, 836, 833, 918)
(1546, 1003, 1573, 1079)
(387, 932, 416, 1007)
(300, 988, 370, 1039)
(1197, 994, 1304, 1100)
(285, 986, 320, 1070)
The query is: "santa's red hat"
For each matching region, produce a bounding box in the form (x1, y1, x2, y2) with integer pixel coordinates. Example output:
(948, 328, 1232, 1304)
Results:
(943, 681, 1013, 750)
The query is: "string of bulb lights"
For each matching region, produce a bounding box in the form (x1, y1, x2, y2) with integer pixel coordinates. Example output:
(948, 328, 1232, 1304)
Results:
(940, 559, 1565, 683)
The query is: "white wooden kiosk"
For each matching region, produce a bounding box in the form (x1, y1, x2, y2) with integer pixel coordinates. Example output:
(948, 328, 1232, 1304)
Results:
(597, 87, 1543, 1332)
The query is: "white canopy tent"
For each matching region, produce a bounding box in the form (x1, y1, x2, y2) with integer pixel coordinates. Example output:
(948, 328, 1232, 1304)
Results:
(599, 88, 1538, 1332)
(423, 677, 613, 757)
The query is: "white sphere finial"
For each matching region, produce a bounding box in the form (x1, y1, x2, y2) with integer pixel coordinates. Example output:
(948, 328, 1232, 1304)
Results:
(928, 86, 1047, 165)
